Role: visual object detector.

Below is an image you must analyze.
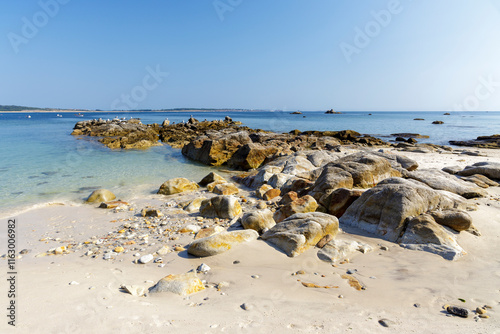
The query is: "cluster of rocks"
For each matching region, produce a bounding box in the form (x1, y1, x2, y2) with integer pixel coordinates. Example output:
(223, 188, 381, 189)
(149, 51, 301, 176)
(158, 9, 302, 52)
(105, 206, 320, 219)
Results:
(72, 117, 390, 170)
(71, 118, 161, 149)
(450, 134, 500, 149)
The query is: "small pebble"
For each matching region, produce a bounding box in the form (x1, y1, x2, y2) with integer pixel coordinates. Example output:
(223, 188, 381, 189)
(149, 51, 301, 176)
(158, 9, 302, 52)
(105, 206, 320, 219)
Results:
(414, 303, 421, 308)
(233, 260, 240, 264)
(69, 281, 79, 285)
(197, 263, 211, 273)
(251, 275, 259, 279)
(338, 295, 344, 299)
(240, 303, 253, 311)
(380, 246, 389, 251)
(346, 269, 357, 274)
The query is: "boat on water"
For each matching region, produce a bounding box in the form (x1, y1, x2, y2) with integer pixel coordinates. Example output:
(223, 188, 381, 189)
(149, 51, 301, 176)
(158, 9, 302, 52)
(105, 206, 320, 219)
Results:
(26, 115, 31, 118)
(75, 113, 84, 117)
(56, 114, 62, 117)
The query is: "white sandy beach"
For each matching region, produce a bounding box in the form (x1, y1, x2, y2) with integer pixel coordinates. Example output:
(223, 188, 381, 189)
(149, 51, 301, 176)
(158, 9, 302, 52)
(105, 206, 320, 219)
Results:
(1, 148, 500, 334)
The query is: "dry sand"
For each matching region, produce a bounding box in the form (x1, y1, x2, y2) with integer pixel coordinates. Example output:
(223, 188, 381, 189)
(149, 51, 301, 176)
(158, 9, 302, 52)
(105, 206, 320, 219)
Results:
(1, 148, 500, 334)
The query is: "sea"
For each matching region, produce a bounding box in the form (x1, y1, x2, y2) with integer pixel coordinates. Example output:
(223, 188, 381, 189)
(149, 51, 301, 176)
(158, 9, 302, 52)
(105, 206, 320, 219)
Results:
(1, 110, 498, 217)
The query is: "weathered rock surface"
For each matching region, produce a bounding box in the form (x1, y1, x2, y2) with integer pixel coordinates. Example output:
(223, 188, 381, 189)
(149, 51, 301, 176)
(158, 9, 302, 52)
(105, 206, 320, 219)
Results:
(212, 182, 239, 196)
(429, 209, 472, 232)
(309, 166, 354, 207)
(457, 162, 500, 180)
(317, 239, 366, 263)
(261, 212, 339, 257)
(199, 195, 242, 219)
(263, 188, 281, 201)
(339, 178, 467, 242)
(148, 271, 205, 296)
(273, 195, 319, 223)
(256, 184, 273, 198)
(182, 198, 205, 213)
(187, 230, 259, 257)
(86, 189, 116, 203)
(407, 169, 487, 198)
(399, 214, 465, 260)
(227, 143, 278, 170)
(157, 178, 199, 195)
(459, 174, 499, 188)
(241, 209, 276, 234)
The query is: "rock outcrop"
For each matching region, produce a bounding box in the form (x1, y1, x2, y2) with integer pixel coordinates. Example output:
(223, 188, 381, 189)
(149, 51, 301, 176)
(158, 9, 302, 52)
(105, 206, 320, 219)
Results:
(407, 169, 487, 198)
(457, 162, 500, 180)
(450, 135, 500, 149)
(339, 178, 467, 243)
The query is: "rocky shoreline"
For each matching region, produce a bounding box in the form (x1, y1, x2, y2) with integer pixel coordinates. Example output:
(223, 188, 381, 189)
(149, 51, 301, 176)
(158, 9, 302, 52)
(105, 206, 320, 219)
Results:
(71, 117, 467, 170)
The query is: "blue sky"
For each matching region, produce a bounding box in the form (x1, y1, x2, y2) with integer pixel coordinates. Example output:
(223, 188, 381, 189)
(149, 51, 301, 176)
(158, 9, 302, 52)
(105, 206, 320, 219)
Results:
(1, 0, 500, 111)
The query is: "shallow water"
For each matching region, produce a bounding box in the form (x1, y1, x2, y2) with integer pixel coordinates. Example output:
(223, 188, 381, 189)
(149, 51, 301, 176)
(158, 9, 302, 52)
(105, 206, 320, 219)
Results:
(0, 110, 498, 214)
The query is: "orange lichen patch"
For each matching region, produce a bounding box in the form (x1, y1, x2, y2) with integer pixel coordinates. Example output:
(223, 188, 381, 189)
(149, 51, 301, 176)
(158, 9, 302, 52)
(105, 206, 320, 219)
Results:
(110, 220, 117, 223)
(84, 241, 91, 244)
(299, 281, 339, 289)
(118, 229, 126, 234)
(341, 274, 364, 291)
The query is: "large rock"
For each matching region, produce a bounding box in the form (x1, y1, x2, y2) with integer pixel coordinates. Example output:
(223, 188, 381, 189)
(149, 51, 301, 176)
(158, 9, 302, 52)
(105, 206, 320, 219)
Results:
(227, 143, 278, 170)
(429, 209, 472, 232)
(261, 212, 339, 257)
(339, 178, 467, 242)
(457, 162, 500, 180)
(148, 271, 205, 296)
(407, 169, 487, 199)
(268, 173, 295, 190)
(241, 209, 276, 234)
(86, 189, 116, 203)
(331, 153, 402, 188)
(199, 195, 242, 219)
(256, 184, 273, 198)
(158, 178, 199, 195)
(459, 174, 499, 188)
(273, 195, 319, 223)
(182, 197, 206, 213)
(187, 230, 259, 257)
(399, 214, 465, 261)
(182, 131, 252, 166)
(309, 166, 353, 207)
(371, 151, 419, 171)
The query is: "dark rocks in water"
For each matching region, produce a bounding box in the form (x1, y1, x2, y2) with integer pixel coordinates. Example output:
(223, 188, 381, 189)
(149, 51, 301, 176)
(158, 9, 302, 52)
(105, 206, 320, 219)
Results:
(391, 133, 429, 139)
(325, 109, 342, 114)
(444, 112, 451, 115)
(224, 116, 232, 122)
(432, 120, 444, 124)
(449, 135, 500, 149)
(290, 111, 302, 114)
(414, 118, 425, 120)
(407, 138, 418, 144)
(395, 137, 406, 142)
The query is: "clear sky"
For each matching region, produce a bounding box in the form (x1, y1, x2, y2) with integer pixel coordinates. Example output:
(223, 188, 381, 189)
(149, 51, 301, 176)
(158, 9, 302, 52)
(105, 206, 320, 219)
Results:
(1, 0, 500, 111)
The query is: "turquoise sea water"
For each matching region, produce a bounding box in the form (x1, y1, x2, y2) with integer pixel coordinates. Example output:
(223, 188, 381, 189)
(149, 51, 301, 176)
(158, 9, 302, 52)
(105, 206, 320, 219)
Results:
(1, 110, 498, 216)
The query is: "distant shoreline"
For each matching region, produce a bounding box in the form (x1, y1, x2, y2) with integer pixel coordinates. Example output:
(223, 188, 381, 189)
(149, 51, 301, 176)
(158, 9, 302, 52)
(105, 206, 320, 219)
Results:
(0, 109, 269, 114)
